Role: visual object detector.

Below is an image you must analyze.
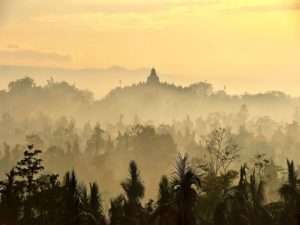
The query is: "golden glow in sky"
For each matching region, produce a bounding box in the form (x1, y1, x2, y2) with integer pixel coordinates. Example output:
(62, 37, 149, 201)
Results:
(0, 0, 300, 95)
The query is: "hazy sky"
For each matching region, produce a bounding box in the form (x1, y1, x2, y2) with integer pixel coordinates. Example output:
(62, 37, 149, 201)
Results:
(1, 0, 300, 96)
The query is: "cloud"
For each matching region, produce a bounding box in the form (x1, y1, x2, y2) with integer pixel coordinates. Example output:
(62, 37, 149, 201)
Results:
(7, 44, 20, 49)
(226, 2, 300, 13)
(13, 0, 219, 18)
(0, 48, 71, 63)
(0, 0, 14, 23)
(0, 0, 220, 26)
(0, 0, 10, 14)
(72, 2, 169, 14)
(75, 0, 219, 14)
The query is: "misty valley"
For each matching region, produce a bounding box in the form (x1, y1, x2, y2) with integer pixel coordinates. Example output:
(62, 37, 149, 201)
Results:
(1, 69, 300, 225)
(2, 0, 300, 223)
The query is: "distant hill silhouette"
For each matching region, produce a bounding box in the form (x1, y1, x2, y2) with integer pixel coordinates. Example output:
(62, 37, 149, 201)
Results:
(0, 64, 149, 98)
(0, 68, 297, 123)
(92, 68, 295, 123)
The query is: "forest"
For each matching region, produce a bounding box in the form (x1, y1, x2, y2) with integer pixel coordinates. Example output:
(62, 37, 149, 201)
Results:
(1, 73, 300, 225)
(1, 143, 300, 225)
(0, 70, 299, 124)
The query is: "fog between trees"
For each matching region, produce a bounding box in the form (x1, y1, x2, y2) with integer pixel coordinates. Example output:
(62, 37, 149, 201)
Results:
(1, 70, 300, 217)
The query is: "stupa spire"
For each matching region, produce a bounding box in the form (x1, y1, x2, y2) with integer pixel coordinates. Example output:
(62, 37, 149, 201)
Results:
(147, 68, 160, 84)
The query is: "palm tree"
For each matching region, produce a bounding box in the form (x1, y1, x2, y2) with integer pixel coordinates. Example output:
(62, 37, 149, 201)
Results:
(279, 160, 300, 225)
(151, 176, 177, 225)
(248, 172, 273, 225)
(120, 161, 145, 225)
(171, 154, 201, 225)
(214, 165, 273, 225)
(158, 176, 173, 208)
(89, 182, 106, 225)
(109, 195, 126, 225)
(62, 170, 81, 225)
(121, 161, 145, 205)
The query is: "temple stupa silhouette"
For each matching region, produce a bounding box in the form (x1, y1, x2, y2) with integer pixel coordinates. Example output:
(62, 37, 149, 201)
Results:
(146, 68, 160, 84)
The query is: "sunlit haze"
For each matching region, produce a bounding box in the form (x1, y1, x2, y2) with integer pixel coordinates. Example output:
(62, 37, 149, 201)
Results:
(3, 2, 300, 224)
(1, 0, 300, 97)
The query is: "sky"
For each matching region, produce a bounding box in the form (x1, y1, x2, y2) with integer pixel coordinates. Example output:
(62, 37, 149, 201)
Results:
(0, 0, 300, 97)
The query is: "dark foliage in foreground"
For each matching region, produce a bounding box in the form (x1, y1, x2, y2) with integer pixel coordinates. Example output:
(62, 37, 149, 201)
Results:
(1, 145, 300, 225)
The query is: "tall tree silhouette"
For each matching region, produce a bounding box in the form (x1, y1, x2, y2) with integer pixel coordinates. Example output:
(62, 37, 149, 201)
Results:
(15, 145, 44, 195)
(15, 145, 44, 225)
(152, 176, 177, 225)
(171, 154, 201, 225)
(86, 124, 105, 155)
(279, 160, 300, 225)
(214, 165, 273, 225)
(88, 182, 106, 225)
(109, 195, 126, 225)
(62, 170, 81, 225)
(121, 161, 145, 225)
(0, 169, 21, 225)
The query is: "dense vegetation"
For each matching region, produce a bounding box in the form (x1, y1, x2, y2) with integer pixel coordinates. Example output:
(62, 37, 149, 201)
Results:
(2, 73, 300, 225)
(1, 144, 300, 225)
(1, 71, 300, 123)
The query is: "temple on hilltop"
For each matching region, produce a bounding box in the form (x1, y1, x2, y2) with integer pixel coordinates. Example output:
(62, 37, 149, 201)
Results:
(146, 68, 160, 84)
